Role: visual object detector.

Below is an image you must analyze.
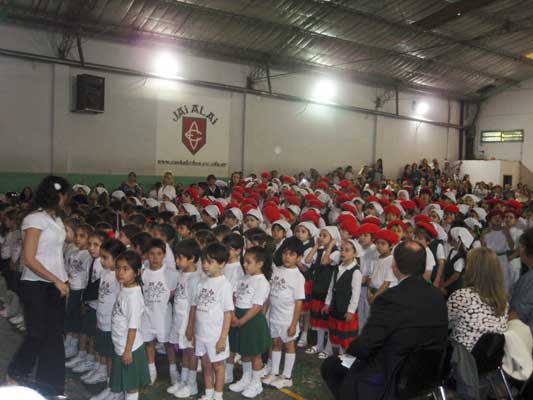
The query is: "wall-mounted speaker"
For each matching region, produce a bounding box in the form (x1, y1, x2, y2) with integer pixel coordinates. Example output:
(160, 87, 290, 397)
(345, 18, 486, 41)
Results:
(73, 74, 105, 113)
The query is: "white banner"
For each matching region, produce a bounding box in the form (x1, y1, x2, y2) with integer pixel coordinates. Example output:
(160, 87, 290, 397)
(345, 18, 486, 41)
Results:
(156, 94, 230, 177)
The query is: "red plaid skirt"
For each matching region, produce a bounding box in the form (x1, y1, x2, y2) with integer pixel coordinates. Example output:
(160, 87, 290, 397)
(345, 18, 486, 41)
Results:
(310, 299, 329, 329)
(328, 314, 359, 350)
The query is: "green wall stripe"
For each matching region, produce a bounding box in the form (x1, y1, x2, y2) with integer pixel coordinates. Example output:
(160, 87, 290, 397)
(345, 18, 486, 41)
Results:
(0, 172, 221, 193)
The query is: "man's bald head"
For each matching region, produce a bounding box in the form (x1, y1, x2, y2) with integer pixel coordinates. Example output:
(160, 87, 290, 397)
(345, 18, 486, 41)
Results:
(393, 240, 426, 277)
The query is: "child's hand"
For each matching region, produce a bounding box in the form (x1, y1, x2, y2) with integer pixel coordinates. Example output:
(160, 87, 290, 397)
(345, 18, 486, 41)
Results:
(345, 312, 354, 322)
(186, 325, 194, 343)
(287, 325, 297, 338)
(327, 240, 336, 249)
(215, 337, 226, 353)
(367, 293, 374, 304)
(321, 305, 330, 315)
(122, 350, 133, 366)
(231, 316, 242, 327)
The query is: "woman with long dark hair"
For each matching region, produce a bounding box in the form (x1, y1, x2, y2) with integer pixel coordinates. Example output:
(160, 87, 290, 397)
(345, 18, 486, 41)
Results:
(8, 175, 70, 396)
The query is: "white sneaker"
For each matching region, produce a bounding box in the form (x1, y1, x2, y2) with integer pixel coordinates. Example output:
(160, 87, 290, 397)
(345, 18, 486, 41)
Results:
(65, 353, 86, 368)
(9, 314, 23, 324)
(261, 374, 279, 386)
(85, 369, 107, 384)
(229, 377, 250, 392)
(199, 394, 213, 400)
(297, 337, 307, 348)
(106, 392, 125, 400)
(174, 383, 199, 398)
(242, 382, 263, 398)
(81, 367, 98, 381)
(170, 369, 180, 385)
(271, 376, 293, 389)
(73, 359, 96, 373)
(167, 382, 182, 394)
(89, 387, 110, 400)
(65, 344, 78, 359)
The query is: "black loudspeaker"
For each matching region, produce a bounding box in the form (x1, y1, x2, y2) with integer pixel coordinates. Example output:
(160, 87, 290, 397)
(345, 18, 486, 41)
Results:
(74, 74, 105, 113)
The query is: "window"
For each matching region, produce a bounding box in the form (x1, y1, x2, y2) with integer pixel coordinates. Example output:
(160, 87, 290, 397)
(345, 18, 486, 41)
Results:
(481, 130, 524, 143)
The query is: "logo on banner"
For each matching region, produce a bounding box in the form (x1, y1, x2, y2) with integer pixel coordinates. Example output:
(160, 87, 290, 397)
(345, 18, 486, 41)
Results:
(173, 104, 218, 155)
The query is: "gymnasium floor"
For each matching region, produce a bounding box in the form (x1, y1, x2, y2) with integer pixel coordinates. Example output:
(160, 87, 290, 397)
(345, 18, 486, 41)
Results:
(0, 318, 330, 400)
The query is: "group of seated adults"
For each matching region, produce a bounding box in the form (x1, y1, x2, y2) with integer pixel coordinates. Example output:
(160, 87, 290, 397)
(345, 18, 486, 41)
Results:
(321, 229, 533, 400)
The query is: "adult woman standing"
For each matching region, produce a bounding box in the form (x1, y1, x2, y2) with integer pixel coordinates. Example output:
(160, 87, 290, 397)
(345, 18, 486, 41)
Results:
(119, 171, 143, 198)
(8, 176, 70, 396)
(157, 171, 177, 201)
(447, 247, 508, 351)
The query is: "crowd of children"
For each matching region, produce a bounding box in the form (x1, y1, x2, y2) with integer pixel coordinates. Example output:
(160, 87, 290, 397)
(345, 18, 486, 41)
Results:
(1, 162, 532, 399)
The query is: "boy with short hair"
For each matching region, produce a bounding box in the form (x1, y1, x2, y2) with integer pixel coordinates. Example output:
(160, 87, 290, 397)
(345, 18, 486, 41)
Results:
(263, 237, 305, 389)
(168, 239, 203, 398)
(187, 243, 234, 400)
(367, 229, 398, 305)
(176, 215, 194, 241)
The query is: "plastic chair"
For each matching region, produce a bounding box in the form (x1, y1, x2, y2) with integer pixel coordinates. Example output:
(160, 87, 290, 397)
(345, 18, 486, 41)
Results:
(394, 345, 448, 400)
(471, 333, 514, 400)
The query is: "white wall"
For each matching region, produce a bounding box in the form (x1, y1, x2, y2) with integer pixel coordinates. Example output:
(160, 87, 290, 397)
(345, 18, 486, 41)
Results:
(459, 160, 521, 187)
(0, 22, 460, 180)
(476, 78, 533, 185)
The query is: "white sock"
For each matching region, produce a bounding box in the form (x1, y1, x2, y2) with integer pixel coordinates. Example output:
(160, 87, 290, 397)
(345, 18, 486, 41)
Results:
(99, 363, 107, 374)
(78, 350, 87, 358)
(205, 388, 214, 399)
(271, 351, 282, 376)
(87, 354, 95, 363)
(214, 391, 223, 400)
(188, 370, 197, 386)
(125, 393, 139, 400)
(169, 363, 178, 382)
(242, 361, 252, 381)
(300, 330, 308, 341)
(266, 358, 272, 370)
(148, 363, 156, 380)
(71, 337, 79, 347)
(251, 370, 262, 385)
(226, 362, 234, 374)
(181, 367, 189, 383)
(282, 353, 296, 379)
(316, 329, 325, 351)
(324, 337, 333, 355)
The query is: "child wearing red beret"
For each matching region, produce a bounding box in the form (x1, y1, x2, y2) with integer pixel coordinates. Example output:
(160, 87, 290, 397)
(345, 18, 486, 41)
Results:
(355, 224, 379, 330)
(367, 230, 398, 305)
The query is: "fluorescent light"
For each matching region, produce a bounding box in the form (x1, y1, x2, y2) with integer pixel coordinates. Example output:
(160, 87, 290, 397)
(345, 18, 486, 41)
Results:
(312, 79, 336, 103)
(153, 52, 179, 78)
(415, 101, 430, 115)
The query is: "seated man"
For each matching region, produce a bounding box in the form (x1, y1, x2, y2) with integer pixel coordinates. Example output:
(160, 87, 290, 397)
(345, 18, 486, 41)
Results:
(321, 240, 448, 400)
(510, 228, 533, 334)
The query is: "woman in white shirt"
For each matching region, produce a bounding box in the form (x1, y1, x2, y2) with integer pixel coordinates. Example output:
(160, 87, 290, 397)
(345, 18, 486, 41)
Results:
(8, 176, 70, 397)
(157, 171, 177, 201)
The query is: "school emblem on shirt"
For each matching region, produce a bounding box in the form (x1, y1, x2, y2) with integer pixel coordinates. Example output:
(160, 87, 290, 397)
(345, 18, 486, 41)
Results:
(270, 275, 288, 294)
(197, 288, 216, 311)
(172, 104, 218, 156)
(145, 281, 167, 303)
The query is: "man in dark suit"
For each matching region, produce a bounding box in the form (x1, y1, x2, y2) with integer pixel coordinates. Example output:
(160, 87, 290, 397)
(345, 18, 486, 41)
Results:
(321, 240, 448, 400)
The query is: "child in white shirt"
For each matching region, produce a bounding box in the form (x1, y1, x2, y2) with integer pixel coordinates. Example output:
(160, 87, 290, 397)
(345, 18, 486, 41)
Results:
(222, 233, 245, 383)
(356, 224, 379, 330)
(263, 237, 305, 390)
(168, 239, 203, 398)
(140, 238, 179, 385)
(152, 223, 177, 269)
(109, 251, 150, 400)
(367, 229, 399, 305)
(187, 242, 234, 400)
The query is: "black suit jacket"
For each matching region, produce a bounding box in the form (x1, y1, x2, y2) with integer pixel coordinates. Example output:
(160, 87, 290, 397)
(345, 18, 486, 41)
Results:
(347, 276, 448, 397)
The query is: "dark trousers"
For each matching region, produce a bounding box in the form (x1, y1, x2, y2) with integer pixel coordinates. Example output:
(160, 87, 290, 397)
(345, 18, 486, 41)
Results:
(8, 280, 66, 396)
(321, 356, 385, 400)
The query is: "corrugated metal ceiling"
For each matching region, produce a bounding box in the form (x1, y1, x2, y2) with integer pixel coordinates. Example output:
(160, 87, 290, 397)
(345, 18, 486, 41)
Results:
(2, 0, 533, 99)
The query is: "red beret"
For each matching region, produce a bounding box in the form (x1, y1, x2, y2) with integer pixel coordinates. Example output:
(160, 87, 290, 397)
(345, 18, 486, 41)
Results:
(304, 193, 318, 202)
(261, 171, 271, 179)
(383, 205, 401, 216)
(285, 196, 300, 206)
(232, 186, 245, 194)
(400, 200, 416, 210)
(308, 199, 325, 209)
(355, 223, 380, 237)
(433, 201, 446, 209)
(381, 189, 393, 197)
(340, 202, 358, 216)
(282, 176, 296, 184)
(336, 194, 351, 204)
(387, 220, 408, 231)
(263, 205, 281, 223)
(231, 192, 245, 203)
(378, 198, 391, 207)
(374, 229, 399, 246)
(367, 195, 379, 203)
(413, 197, 425, 209)
(243, 198, 258, 207)
(317, 181, 328, 190)
(241, 205, 254, 215)
(444, 204, 459, 214)
(505, 200, 523, 210)
(226, 202, 240, 210)
(414, 214, 431, 224)
(337, 213, 357, 226)
(340, 218, 359, 237)
(339, 179, 351, 188)
(184, 187, 200, 200)
(263, 200, 278, 209)
(504, 208, 520, 218)
(486, 198, 504, 205)
(361, 216, 382, 226)
(270, 196, 280, 205)
(214, 202, 225, 216)
(279, 208, 291, 220)
(257, 182, 268, 190)
(248, 192, 262, 201)
(415, 222, 438, 239)
(198, 198, 212, 208)
(300, 210, 320, 227)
